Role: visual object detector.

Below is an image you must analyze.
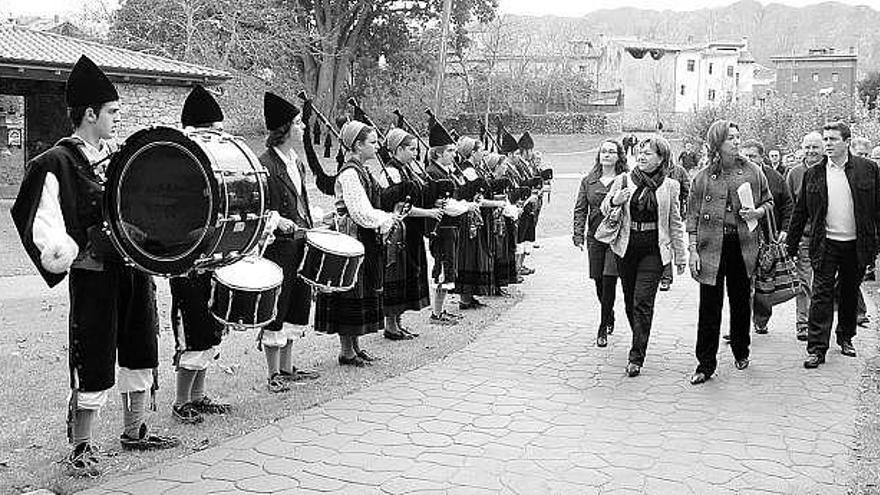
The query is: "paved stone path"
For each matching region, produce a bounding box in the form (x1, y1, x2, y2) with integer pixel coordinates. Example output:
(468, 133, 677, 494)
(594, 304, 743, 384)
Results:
(82, 236, 872, 495)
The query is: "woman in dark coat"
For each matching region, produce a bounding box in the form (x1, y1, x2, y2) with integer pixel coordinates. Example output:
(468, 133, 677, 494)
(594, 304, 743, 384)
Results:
(572, 139, 629, 347)
(259, 92, 320, 392)
(687, 120, 773, 384)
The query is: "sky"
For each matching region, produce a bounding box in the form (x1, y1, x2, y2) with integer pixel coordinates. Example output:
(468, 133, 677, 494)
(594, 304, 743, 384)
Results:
(1, 0, 877, 17)
(498, 0, 878, 16)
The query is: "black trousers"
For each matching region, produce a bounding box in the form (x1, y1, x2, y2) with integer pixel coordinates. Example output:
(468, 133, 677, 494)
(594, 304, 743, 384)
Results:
(69, 265, 159, 392)
(593, 276, 617, 334)
(808, 240, 864, 356)
(618, 231, 662, 366)
(696, 235, 751, 376)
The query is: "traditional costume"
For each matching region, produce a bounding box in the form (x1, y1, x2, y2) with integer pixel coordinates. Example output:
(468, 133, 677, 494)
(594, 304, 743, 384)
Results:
(379, 128, 431, 321)
(259, 92, 320, 391)
(314, 121, 394, 338)
(10, 55, 177, 475)
(168, 85, 231, 423)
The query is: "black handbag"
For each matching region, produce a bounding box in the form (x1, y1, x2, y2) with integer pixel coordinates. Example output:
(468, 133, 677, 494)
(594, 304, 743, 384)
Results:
(754, 208, 801, 306)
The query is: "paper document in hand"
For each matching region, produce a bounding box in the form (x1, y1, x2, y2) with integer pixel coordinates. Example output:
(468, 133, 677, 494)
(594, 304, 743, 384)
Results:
(736, 182, 758, 232)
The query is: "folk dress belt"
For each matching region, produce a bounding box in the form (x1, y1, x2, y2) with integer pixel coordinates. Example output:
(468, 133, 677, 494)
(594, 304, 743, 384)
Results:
(631, 221, 658, 232)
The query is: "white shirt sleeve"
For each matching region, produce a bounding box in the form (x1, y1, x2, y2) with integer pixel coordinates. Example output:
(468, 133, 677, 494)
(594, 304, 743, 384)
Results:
(337, 168, 395, 233)
(442, 199, 472, 217)
(33, 172, 79, 272)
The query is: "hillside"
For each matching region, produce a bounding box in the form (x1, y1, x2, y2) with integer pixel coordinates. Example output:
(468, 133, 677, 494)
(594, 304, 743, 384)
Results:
(503, 0, 880, 71)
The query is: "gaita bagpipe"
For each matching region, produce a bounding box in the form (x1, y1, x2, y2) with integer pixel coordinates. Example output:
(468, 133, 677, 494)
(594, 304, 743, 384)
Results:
(101, 126, 364, 329)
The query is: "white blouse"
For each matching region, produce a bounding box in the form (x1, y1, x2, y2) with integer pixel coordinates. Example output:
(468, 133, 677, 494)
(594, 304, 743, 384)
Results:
(336, 167, 395, 234)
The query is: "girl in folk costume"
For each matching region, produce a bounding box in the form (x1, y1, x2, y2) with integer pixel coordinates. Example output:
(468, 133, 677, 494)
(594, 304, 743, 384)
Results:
(376, 128, 444, 339)
(425, 121, 480, 323)
(169, 85, 234, 424)
(455, 136, 505, 307)
(314, 121, 401, 366)
(486, 153, 523, 290)
(258, 92, 321, 392)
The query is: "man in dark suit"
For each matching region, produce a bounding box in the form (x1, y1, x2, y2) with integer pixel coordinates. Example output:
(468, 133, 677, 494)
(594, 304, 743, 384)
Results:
(786, 121, 880, 369)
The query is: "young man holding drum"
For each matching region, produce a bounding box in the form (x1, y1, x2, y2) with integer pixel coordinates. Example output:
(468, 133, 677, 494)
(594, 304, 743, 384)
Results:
(11, 55, 179, 476)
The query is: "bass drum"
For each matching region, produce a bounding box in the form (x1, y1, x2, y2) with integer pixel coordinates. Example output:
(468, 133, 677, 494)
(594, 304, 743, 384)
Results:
(104, 126, 268, 276)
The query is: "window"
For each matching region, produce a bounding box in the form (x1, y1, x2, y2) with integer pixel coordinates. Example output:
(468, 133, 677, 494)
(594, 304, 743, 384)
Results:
(680, 85, 686, 96)
(812, 73, 819, 82)
(709, 63, 714, 75)
(792, 73, 799, 83)
(708, 89, 716, 101)
(687, 60, 695, 72)
(736, 73, 740, 85)
(727, 66, 734, 77)
(832, 72, 840, 82)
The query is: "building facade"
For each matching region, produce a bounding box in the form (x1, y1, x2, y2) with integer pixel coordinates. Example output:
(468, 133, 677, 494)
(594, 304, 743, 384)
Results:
(771, 47, 858, 97)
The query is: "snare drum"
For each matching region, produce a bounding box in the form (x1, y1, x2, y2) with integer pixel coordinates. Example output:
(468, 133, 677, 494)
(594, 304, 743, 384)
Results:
(103, 126, 268, 276)
(210, 256, 283, 330)
(298, 230, 365, 292)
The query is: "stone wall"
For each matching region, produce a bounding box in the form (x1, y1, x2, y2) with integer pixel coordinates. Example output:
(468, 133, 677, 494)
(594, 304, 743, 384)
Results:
(116, 83, 191, 138)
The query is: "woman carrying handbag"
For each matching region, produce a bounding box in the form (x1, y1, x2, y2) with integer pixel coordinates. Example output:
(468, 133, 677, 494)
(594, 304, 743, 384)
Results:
(600, 135, 687, 377)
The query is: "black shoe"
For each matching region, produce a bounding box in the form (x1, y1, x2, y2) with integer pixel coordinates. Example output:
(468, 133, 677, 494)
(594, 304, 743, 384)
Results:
(459, 300, 486, 310)
(605, 323, 614, 336)
(282, 367, 321, 381)
(803, 353, 825, 369)
(120, 424, 180, 451)
(625, 363, 641, 377)
(796, 327, 808, 341)
(338, 355, 367, 367)
(190, 396, 231, 415)
(735, 358, 750, 370)
(754, 324, 768, 335)
(267, 373, 291, 392)
(400, 327, 420, 338)
(384, 330, 414, 341)
(840, 341, 857, 357)
(356, 349, 381, 362)
(596, 335, 607, 348)
(689, 371, 711, 385)
(858, 315, 870, 327)
(658, 280, 671, 292)
(172, 403, 204, 424)
(65, 442, 100, 477)
(722, 333, 730, 342)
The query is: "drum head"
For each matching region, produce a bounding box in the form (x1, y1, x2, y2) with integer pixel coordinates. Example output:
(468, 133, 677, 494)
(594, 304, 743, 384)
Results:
(104, 127, 218, 275)
(214, 256, 283, 290)
(305, 230, 365, 256)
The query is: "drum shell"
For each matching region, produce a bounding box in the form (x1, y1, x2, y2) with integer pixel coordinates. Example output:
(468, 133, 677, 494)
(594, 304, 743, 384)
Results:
(209, 283, 280, 329)
(298, 243, 363, 291)
(103, 126, 267, 276)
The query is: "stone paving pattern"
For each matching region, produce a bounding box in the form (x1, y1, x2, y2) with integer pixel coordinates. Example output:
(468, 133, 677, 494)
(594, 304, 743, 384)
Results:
(82, 236, 872, 494)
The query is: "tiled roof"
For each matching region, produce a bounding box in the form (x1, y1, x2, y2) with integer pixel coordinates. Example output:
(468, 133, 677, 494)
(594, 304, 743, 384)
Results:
(0, 25, 230, 84)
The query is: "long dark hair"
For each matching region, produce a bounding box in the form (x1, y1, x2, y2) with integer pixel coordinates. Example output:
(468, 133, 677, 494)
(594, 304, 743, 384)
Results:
(706, 120, 738, 173)
(587, 139, 628, 180)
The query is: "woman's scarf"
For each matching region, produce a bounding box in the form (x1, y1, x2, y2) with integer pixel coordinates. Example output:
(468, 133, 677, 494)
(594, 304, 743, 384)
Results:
(631, 166, 666, 214)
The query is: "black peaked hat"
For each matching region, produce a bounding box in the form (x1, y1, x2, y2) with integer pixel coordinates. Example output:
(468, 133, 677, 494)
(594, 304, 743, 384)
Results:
(65, 55, 119, 107)
(518, 131, 534, 150)
(428, 116, 454, 147)
(181, 85, 223, 127)
(263, 92, 300, 130)
(499, 129, 518, 154)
